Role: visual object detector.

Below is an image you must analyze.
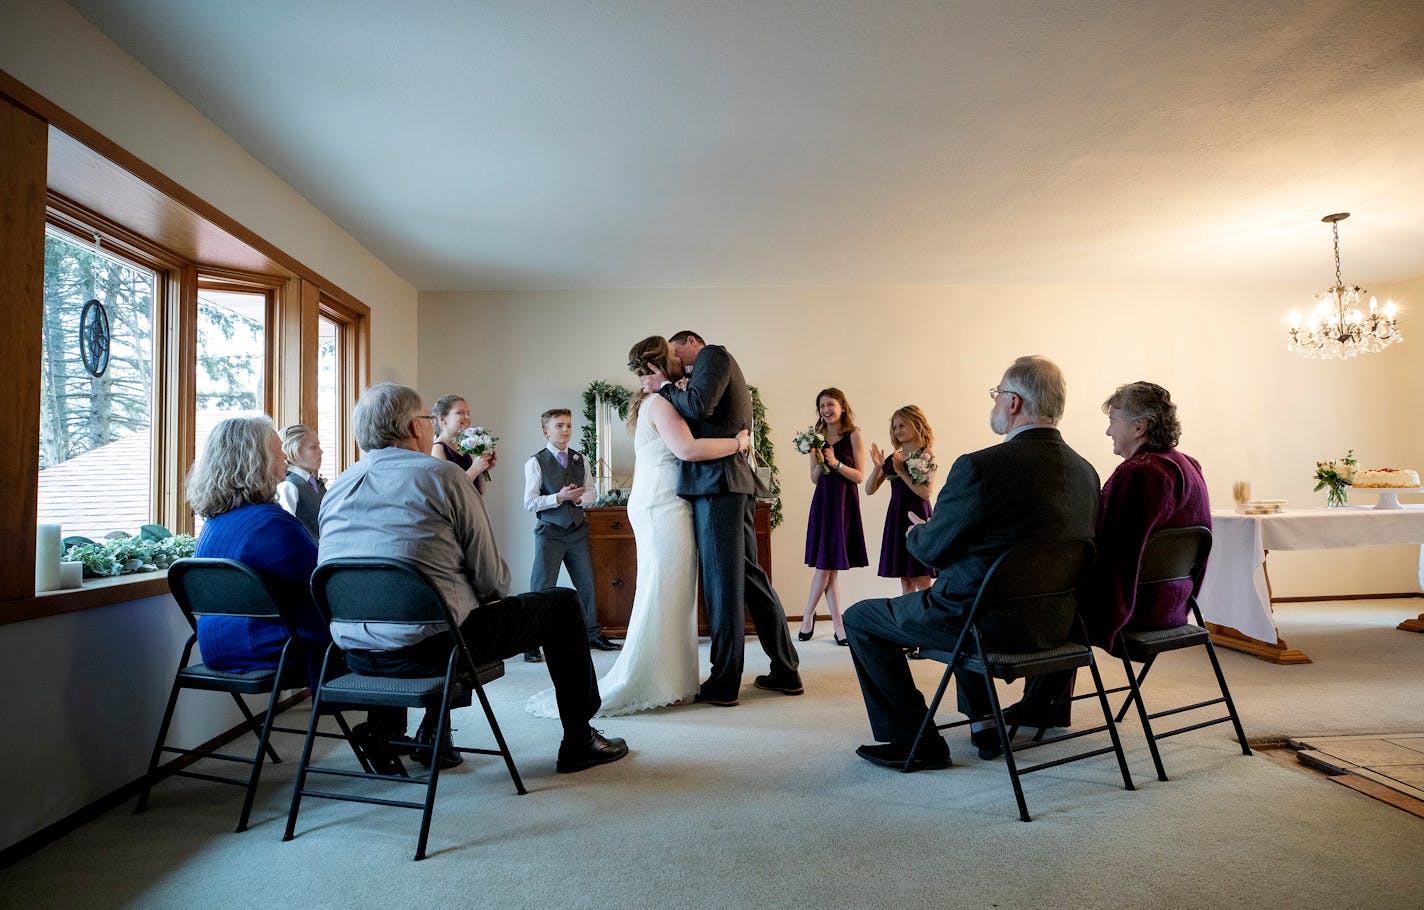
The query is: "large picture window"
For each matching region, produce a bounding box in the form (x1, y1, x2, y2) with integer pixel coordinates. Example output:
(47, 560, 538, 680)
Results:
(37, 228, 157, 539)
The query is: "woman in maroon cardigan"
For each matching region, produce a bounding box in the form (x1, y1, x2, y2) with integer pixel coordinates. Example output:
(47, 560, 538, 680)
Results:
(1089, 381, 1212, 651)
(1010, 381, 1210, 731)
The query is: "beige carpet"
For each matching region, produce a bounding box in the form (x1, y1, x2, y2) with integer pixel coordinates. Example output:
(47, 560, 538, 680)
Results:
(2, 598, 1420, 909)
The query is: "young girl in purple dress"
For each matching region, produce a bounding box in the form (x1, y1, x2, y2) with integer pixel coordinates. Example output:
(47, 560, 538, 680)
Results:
(865, 405, 937, 594)
(800, 388, 868, 646)
(430, 394, 496, 495)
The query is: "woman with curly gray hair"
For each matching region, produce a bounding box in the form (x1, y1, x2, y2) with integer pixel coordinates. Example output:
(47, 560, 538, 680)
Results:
(1023, 381, 1211, 729)
(189, 416, 330, 685)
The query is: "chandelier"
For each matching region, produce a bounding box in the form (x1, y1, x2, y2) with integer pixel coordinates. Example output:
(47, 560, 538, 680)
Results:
(1287, 213, 1402, 359)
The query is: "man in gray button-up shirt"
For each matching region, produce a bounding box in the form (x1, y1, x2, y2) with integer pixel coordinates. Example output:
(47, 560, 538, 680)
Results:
(318, 382, 629, 774)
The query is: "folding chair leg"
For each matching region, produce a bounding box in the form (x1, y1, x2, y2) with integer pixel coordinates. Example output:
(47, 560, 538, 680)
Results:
(1088, 658, 1136, 792)
(135, 674, 185, 814)
(982, 666, 1031, 822)
(1203, 641, 1253, 756)
(229, 691, 282, 765)
(905, 664, 956, 771)
(331, 711, 374, 774)
(472, 680, 526, 795)
(413, 700, 454, 861)
(1114, 655, 1157, 723)
(1119, 655, 1168, 781)
(235, 685, 286, 832)
(282, 687, 327, 844)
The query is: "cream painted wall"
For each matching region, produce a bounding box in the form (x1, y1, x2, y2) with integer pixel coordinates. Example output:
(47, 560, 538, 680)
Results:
(1, 0, 419, 382)
(420, 284, 1422, 624)
(0, 1, 418, 851)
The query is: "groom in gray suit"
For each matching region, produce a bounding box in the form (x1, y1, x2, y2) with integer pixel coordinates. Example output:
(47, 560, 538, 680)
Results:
(640, 331, 801, 706)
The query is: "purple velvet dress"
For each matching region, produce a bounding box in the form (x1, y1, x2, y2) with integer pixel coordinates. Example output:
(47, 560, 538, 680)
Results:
(876, 455, 935, 578)
(438, 440, 486, 495)
(805, 435, 868, 570)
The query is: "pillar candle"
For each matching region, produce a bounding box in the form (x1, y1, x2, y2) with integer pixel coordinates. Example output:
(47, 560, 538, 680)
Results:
(60, 561, 84, 590)
(36, 523, 62, 593)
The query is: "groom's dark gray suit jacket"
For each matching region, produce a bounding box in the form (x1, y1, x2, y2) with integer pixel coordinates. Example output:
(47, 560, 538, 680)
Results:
(659, 344, 753, 497)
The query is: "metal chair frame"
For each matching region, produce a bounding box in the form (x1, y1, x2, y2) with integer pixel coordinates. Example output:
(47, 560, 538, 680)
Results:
(284, 557, 525, 861)
(135, 558, 363, 833)
(1103, 526, 1251, 781)
(907, 539, 1136, 821)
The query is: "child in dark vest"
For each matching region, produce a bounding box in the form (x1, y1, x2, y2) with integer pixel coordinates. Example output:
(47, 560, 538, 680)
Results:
(521, 408, 620, 661)
(276, 423, 326, 542)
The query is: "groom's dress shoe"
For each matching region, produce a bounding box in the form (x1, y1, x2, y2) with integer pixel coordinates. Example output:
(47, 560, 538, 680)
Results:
(694, 692, 739, 707)
(752, 673, 804, 696)
(856, 738, 951, 772)
(589, 634, 622, 651)
(556, 728, 629, 773)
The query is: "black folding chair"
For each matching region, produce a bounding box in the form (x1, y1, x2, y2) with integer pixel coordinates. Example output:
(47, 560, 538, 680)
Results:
(907, 539, 1135, 822)
(1107, 526, 1251, 781)
(136, 558, 363, 832)
(285, 558, 525, 861)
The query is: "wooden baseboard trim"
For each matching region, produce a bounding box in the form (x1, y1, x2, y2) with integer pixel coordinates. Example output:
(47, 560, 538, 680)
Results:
(1273, 592, 1423, 604)
(0, 689, 310, 869)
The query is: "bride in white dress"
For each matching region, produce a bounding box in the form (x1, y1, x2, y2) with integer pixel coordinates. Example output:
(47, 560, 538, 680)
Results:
(528, 337, 750, 718)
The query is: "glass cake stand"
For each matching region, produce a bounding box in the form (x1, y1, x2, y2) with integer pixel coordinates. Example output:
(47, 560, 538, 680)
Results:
(1350, 487, 1424, 510)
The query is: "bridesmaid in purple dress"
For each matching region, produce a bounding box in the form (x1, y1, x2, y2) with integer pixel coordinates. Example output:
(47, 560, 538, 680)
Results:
(430, 394, 496, 496)
(800, 388, 868, 646)
(864, 405, 937, 656)
(865, 405, 937, 592)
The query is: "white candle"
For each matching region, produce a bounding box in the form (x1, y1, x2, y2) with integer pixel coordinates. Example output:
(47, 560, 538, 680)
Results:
(60, 561, 83, 589)
(36, 523, 62, 593)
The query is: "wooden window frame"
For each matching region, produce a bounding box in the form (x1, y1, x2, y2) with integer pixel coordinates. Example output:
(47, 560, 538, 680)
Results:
(1, 72, 371, 625)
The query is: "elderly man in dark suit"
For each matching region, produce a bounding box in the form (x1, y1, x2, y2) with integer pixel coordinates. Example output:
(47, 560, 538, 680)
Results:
(844, 355, 1099, 770)
(640, 331, 801, 706)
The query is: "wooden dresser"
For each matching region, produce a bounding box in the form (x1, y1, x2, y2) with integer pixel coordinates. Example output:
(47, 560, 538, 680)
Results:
(587, 502, 774, 637)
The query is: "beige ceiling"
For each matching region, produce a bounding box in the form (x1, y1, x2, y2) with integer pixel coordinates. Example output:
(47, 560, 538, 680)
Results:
(68, 0, 1424, 291)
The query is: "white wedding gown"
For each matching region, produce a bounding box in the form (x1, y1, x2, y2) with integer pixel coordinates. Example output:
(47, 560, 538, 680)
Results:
(526, 408, 699, 718)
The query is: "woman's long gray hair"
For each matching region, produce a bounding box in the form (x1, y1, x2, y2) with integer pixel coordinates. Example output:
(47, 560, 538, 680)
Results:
(187, 416, 279, 518)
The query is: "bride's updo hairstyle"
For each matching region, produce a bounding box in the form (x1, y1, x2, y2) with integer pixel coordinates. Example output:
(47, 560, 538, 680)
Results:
(627, 335, 676, 430)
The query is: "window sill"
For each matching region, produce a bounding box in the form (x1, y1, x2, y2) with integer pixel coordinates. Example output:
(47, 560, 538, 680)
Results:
(0, 571, 172, 626)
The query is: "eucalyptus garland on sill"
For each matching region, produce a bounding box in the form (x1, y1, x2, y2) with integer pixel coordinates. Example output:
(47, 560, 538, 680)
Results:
(579, 378, 783, 528)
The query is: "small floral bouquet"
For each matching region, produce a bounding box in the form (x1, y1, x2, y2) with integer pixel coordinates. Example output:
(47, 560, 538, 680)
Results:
(456, 426, 500, 479)
(903, 449, 938, 486)
(793, 426, 829, 473)
(1312, 449, 1357, 508)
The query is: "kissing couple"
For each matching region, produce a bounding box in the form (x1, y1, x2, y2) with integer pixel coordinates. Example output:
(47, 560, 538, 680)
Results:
(528, 331, 802, 718)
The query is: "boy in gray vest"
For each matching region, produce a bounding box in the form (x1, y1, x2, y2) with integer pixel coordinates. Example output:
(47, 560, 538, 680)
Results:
(277, 423, 326, 541)
(522, 408, 620, 660)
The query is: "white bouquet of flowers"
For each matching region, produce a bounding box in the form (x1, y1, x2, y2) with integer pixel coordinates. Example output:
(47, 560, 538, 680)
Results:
(794, 426, 829, 473)
(456, 426, 500, 479)
(903, 450, 938, 486)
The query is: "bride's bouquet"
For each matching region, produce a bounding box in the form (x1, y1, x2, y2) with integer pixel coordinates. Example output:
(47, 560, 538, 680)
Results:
(456, 426, 500, 479)
(903, 449, 938, 486)
(794, 426, 829, 473)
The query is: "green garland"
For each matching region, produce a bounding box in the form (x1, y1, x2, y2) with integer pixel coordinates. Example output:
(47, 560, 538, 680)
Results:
(579, 379, 782, 529)
(580, 379, 635, 470)
(62, 525, 197, 578)
(748, 385, 783, 529)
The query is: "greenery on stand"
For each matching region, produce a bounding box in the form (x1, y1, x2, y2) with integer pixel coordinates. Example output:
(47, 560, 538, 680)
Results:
(748, 385, 783, 529)
(580, 379, 634, 471)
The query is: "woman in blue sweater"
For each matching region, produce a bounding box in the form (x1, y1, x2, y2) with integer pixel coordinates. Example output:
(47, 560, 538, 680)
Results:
(188, 416, 330, 685)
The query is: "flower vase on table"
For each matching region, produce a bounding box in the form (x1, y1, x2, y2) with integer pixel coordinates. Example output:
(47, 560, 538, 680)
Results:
(1312, 450, 1356, 508)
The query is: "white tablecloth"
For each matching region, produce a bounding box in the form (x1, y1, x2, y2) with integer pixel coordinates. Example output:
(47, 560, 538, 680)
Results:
(1197, 505, 1424, 642)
